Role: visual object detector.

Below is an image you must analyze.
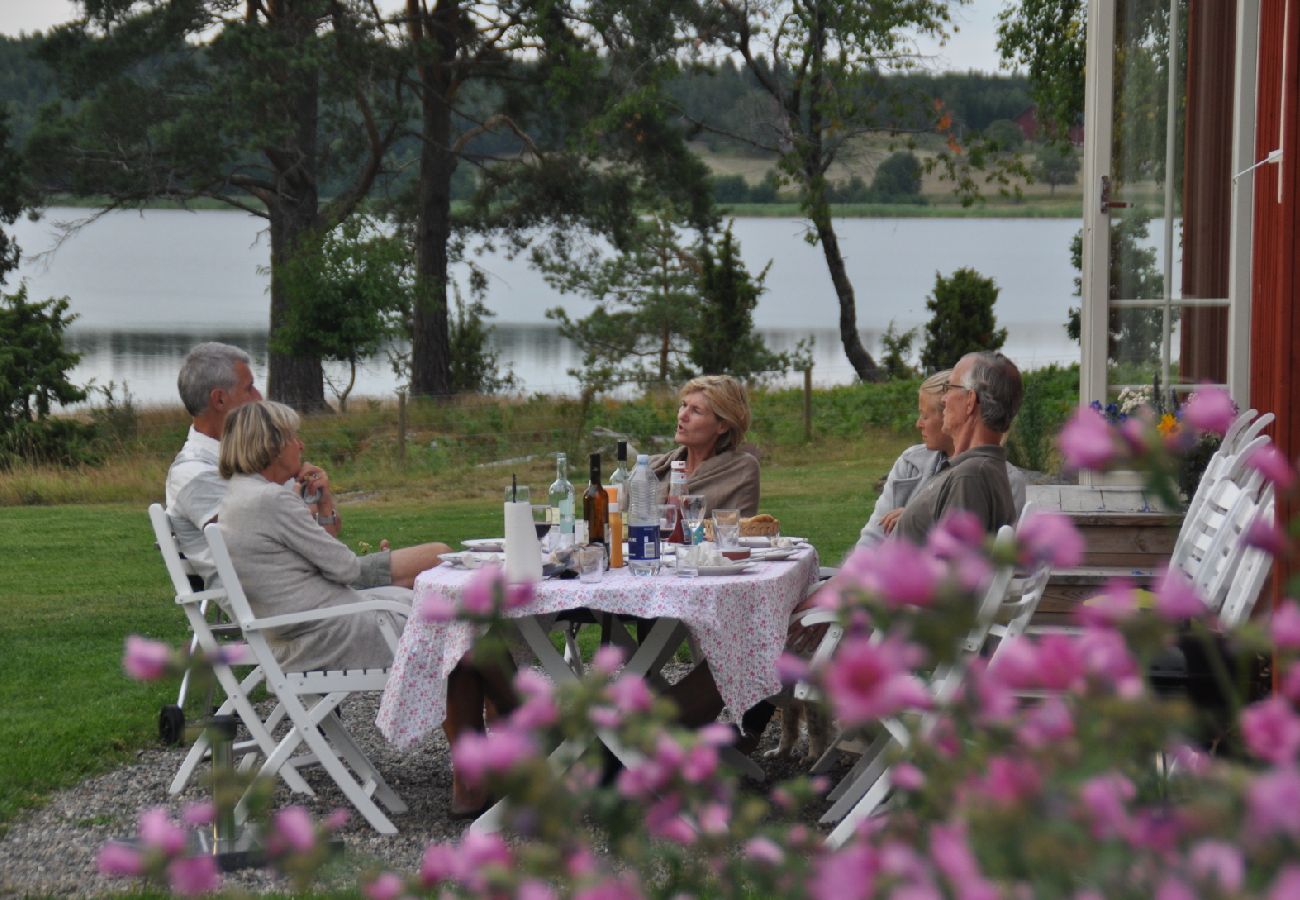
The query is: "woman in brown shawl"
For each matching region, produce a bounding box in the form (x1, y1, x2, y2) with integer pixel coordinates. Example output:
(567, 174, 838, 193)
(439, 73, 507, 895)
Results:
(650, 375, 760, 516)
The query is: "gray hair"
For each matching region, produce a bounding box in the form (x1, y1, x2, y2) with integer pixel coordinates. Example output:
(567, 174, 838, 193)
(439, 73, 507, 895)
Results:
(177, 342, 251, 416)
(963, 351, 1022, 433)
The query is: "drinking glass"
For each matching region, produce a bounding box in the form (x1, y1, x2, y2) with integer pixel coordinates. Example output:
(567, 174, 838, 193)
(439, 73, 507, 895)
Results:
(505, 484, 531, 504)
(532, 503, 551, 542)
(713, 508, 741, 548)
(578, 545, 606, 583)
(681, 494, 707, 545)
(658, 504, 679, 547)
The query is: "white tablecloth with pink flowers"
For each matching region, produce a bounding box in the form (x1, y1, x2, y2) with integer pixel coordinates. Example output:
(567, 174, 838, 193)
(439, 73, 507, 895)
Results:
(376, 550, 821, 751)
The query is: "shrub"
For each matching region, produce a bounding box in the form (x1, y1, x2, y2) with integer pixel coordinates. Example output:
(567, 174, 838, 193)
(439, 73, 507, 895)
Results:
(1006, 363, 1078, 472)
(920, 267, 1007, 372)
(870, 151, 923, 200)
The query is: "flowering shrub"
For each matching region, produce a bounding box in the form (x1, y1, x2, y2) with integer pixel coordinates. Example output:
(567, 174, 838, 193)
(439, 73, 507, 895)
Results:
(108, 388, 1300, 897)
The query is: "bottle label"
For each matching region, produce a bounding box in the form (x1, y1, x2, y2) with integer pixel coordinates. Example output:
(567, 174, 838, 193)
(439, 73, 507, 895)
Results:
(628, 524, 660, 561)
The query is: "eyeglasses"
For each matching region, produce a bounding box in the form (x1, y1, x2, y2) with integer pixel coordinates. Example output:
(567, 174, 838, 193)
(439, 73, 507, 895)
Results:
(941, 381, 972, 396)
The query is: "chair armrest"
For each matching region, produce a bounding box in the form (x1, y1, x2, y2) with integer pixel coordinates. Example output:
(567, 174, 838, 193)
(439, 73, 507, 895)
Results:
(789, 607, 839, 628)
(240, 598, 413, 633)
(176, 588, 227, 607)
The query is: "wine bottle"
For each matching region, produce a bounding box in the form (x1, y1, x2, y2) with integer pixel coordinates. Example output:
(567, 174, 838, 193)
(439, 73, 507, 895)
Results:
(606, 484, 624, 567)
(609, 440, 630, 543)
(666, 459, 687, 544)
(548, 453, 575, 546)
(583, 452, 609, 549)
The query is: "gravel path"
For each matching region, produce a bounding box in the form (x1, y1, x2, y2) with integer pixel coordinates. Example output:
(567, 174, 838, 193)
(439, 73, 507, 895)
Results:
(0, 685, 836, 896)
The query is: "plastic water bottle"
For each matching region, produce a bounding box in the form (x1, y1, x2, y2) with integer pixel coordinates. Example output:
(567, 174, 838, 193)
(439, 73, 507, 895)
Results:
(626, 454, 661, 576)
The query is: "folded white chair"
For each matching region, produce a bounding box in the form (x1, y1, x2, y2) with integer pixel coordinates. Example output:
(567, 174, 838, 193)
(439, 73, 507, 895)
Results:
(821, 529, 1016, 847)
(148, 504, 314, 797)
(203, 522, 409, 834)
(1216, 494, 1276, 629)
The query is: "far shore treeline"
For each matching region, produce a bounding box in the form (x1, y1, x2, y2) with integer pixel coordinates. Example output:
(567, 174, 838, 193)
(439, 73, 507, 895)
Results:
(0, 3, 1083, 421)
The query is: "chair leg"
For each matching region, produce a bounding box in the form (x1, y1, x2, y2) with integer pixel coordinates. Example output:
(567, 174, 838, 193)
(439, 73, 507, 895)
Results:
(318, 703, 407, 814)
(826, 769, 894, 848)
(822, 732, 894, 814)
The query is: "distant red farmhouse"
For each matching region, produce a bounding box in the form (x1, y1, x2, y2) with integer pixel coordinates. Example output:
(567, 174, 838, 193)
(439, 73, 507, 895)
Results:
(1014, 106, 1085, 145)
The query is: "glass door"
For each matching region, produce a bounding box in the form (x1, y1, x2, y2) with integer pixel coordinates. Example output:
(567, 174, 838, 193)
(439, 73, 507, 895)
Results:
(1081, 0, 1257, 414)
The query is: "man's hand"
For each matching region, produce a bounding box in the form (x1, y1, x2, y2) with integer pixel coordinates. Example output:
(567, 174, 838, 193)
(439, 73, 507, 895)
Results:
(880, 507, 904, 534)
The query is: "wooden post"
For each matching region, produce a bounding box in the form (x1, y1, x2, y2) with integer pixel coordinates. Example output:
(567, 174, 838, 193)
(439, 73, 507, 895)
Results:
(803, 365, 813, 443)
(397, 390, 407, 465)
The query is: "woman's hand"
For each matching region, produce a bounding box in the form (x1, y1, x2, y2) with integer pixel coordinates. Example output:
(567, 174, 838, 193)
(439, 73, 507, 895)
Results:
(880, 507, 905, 534)
(296, 463, 330, 501)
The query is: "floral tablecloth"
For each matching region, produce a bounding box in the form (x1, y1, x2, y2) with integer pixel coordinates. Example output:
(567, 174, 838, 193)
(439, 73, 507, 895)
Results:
(376, 550, 820, 751)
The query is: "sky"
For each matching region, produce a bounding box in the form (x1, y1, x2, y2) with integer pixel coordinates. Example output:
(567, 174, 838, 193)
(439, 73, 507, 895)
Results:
(1, 0, 1012, 74)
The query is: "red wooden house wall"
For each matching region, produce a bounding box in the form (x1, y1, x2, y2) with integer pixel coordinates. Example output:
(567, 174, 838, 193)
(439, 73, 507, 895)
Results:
(1250, 0, 1300, 612)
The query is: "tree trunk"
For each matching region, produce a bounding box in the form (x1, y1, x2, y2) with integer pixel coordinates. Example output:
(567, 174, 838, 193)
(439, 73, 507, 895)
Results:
(264, 2, 326, 412)
(409, 0, 457, 398)
(812, 206, 881, 383)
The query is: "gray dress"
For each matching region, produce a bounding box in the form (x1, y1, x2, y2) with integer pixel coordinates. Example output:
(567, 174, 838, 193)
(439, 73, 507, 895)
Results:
(218, 473, 410, 673)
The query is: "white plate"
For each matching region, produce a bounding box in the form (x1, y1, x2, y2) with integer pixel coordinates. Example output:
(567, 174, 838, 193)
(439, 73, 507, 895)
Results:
(739, 536, 808, 549)
(752, 548, 797, 561)
(462, 538, 505, 552)
(442, 550, 505, 568)
(694, 562, 757, 576)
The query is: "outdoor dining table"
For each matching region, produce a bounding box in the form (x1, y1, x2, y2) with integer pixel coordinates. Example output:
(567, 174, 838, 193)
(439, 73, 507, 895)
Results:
(376, 547, 820, 831)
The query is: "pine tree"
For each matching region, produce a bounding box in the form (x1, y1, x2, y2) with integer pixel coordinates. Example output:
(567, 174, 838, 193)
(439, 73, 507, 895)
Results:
(920, 268, 1007, 372)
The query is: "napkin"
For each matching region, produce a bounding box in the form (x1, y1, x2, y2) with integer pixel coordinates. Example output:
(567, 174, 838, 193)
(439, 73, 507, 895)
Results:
(677, 541, 727, 568)
(503, 501, 543, 583)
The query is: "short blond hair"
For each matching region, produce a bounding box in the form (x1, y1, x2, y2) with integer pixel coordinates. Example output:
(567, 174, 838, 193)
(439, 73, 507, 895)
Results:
(920, 369, 953, 400)
(679, 375, 751, 453)
(219, 400, 301, 479)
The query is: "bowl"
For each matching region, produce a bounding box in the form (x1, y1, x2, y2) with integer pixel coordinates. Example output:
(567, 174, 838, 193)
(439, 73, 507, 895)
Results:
(720, 548, 751, 562)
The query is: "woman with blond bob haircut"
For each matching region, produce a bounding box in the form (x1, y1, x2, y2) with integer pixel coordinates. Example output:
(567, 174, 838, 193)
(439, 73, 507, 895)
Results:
(650, 374, 760, 517)
(216, 401, 517, 816)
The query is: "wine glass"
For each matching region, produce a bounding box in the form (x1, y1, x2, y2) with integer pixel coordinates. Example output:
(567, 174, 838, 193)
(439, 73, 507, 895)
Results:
(657, 504, 679, 546)
(681, 494, 707, 545)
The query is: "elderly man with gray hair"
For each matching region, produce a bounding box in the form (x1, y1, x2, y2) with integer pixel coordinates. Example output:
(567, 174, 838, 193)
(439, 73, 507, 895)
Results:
(165, 341, 448, 587)
(892, 350, 1024, 545)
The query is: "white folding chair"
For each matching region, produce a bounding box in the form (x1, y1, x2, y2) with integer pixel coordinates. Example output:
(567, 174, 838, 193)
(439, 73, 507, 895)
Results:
(815, 527, 1017, 847)
(203, 522, 409, 834)
(1211, 493, 1276, 629)
(148, 504, 314, 797)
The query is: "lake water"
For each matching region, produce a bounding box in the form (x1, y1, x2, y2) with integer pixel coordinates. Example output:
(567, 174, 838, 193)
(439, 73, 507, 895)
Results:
(10, 208, 1091, 406)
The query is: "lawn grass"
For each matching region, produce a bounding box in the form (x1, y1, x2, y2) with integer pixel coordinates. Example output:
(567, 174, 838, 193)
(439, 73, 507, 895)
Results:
(0, 438, 905, 828)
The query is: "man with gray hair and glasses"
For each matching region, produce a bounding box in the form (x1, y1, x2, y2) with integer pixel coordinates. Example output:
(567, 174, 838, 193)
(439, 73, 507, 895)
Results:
(893, 350, 1024, 545)
(165, 342, 448, 587)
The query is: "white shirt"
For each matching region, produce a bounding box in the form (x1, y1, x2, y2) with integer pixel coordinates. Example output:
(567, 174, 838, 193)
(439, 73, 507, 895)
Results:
(164, 426, 225, 582)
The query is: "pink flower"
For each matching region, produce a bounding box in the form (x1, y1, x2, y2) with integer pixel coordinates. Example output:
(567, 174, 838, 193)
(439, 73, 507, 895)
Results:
(1152, 567, 1208, 620)
(268, 805, 316, 855)
(97, 842, 143, 877)
(323, 808, 350, 831)
(1078, 772, 1135, 839)
(1016, 696, 1075, 749)
(518, 879, 559, 900)
(574, 877, 644, 900)
(419, 842, 459, 886)
(698, 723, 736, 747)
(123, 635, 173, 681)
(859, 540, 945, 608)
(505, 581, 534, 610)
(969, 755, 1041, 808)
(1076, 627, 1141, 693)
(927, 511, 987, 559)
(810, 846, 877, 900)
(1154, 878, 1196, 900)
(744, 836, 785, 865)
(1076, 580, 1140, 627)
(1245, 444, 1296, 489)
(892, 762, 925, 790)
(1182, 388, 1237, 435)
(1283, 664, 1300, 704)
(776, 652, 810, 684)
(1059, 407, 1116, 471)
(1244, 515, 1290, 556)
(591, 645, 625, 674)
(181, 801, 214, 827)
(645, 795, 696, 845)
(167, 855, 220, 896)
(680, 744, 719, 783)
(460, 565, 503, 616)
(607, 674, 654, 713)
(451, 727, 536, 785)
(514, 667, 552, 699)
(698, 802, 730, 835)
(211, 643, 250, 666)
(363, 872, 404, 900)
(930, 822, 994, 900)
(1269, 865, 1300, 900)
(418, 594, 455, 622)
(511, 693, 558, 730)
(1017, 511, 1086, 569)
(588, 706, 622, 729)
(1273, 602, 1300, 649)
(1246, 767, 1300, 839)
(969, 660, 1016, 723)
(138, 807, 186, 856)
(823, 636, 930, 726)
(1189, 840, 1243, 893)
(458, 831, 512, 891)
(1242, 696, 1300, 763)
